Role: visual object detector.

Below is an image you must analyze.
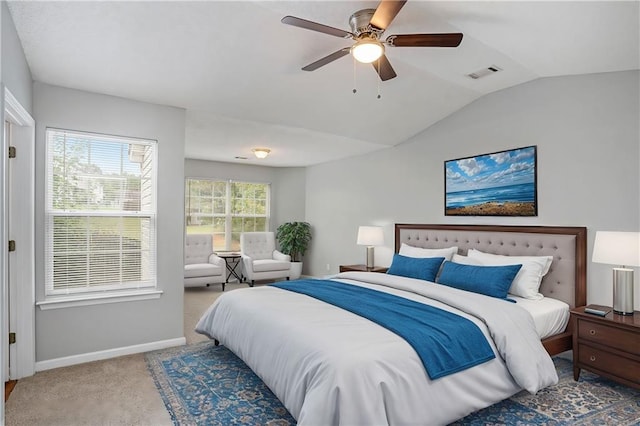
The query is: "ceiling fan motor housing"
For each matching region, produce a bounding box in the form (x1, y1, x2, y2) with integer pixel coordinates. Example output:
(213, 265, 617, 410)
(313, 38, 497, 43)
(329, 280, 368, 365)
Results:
(349, 9, 381, 38)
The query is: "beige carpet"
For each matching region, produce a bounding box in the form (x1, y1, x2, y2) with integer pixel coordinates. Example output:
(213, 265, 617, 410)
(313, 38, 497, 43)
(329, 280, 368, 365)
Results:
(183, 282, 246, 345)
(5, 282, 247, 426)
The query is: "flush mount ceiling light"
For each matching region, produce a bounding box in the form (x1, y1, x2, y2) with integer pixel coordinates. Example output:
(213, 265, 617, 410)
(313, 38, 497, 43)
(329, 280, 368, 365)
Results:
(252, 148, 271, 159)
(351, 38, 384, 63)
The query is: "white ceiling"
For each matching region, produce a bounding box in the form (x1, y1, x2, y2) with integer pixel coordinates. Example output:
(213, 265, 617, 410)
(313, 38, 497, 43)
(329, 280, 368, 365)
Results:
(8, 1, 639, 167)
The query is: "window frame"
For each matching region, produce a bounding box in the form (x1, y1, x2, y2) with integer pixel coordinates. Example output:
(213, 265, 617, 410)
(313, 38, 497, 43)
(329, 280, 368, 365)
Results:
(185, 178, 271, 251)
(43, 127, 159, 303)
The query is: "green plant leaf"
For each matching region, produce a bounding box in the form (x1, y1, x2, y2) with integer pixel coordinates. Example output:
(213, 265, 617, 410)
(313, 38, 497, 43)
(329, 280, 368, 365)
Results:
(276, 221, 312, 262)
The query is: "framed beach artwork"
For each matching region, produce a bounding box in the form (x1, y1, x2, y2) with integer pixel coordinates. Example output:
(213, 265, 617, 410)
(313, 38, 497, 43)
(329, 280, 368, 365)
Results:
(444, 146, 538, 216)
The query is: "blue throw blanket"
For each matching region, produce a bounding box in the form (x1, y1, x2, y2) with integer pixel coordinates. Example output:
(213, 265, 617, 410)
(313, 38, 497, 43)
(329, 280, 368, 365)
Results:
(272, 279, 495, 379)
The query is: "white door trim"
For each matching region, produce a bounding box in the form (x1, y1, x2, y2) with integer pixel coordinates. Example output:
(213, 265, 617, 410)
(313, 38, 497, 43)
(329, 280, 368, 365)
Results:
(4, 87, 36, 379)
(0, 89, 8, 421)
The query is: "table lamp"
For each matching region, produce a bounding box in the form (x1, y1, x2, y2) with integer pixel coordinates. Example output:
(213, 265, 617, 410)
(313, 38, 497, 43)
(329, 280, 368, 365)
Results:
(357, 226, 384, 268)
(592, 231, 640, 315)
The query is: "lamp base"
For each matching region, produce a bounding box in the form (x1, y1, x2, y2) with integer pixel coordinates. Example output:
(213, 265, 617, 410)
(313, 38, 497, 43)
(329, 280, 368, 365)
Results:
(613, 268, 634, 315)
(366, 246, 375, 269)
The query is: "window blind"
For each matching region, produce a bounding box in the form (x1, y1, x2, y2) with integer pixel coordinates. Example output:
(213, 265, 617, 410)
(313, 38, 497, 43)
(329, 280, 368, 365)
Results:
(45, 128, 157, 296)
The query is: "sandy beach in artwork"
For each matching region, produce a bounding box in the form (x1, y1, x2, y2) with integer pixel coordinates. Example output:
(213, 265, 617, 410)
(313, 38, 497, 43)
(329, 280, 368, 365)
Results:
(446, 201, 536, 216)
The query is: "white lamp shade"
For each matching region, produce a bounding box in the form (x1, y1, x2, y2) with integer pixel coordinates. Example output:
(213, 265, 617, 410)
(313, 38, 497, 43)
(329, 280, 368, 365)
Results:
(592, 231, 640, 267)
(357, 226, 384, 246)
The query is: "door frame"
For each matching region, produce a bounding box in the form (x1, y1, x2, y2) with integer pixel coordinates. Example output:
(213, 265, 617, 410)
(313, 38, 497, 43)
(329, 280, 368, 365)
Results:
(2, 87, 36, 382)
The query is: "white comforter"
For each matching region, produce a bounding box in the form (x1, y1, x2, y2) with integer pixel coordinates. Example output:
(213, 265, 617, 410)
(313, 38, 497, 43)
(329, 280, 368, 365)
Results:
(196, 272, 557, 425)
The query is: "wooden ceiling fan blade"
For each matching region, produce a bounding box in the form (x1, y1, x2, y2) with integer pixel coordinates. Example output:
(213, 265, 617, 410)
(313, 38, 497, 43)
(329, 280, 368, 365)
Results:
(302, 49, 351, 71)
(370, 0, 408, 31)
(373, 55, 397, 81)
(282, 16, 353, 38)
(386, 33, 463, 47)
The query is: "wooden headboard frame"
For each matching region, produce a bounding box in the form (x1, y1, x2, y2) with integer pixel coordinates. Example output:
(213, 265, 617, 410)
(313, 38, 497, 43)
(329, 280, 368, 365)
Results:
(394, 224, 587, 355)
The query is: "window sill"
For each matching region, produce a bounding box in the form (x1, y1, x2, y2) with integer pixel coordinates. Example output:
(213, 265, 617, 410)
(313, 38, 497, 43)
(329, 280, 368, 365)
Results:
(37, 289, 163, 310)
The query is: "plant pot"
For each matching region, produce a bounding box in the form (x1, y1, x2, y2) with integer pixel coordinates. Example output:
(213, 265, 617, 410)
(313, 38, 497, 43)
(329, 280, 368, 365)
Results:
(290, 262, 303, 280)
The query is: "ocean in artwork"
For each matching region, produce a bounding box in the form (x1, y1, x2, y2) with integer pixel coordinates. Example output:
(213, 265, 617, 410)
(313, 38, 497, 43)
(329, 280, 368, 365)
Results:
(446, 182, 535, 209)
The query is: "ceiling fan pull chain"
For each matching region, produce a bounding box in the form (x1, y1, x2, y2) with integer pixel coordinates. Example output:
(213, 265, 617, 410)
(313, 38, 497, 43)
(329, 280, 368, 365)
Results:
(353, 55, 357, 94)
(377, 59, 381, 99)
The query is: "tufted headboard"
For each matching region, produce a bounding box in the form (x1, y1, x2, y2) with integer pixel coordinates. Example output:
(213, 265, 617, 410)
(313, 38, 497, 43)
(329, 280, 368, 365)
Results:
(395, 224, 586, 354)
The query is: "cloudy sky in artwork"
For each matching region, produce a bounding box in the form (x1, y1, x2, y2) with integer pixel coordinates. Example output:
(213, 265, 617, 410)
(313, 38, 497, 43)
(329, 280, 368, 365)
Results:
(445, 146, 536, 193)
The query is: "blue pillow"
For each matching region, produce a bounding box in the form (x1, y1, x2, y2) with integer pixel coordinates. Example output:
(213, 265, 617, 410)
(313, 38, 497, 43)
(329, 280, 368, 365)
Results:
(386, 254, 445, 282)
(436, 261, 522, 299)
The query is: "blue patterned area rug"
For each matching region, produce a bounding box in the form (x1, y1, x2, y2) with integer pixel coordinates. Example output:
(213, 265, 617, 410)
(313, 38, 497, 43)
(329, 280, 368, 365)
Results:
(146, 342, 640, 426)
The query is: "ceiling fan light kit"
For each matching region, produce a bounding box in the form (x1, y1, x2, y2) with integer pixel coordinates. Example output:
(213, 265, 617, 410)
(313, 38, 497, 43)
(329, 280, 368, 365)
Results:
(252, 148, 270, 159)
(351, 38, 385, 64)
(281, 0, 463, 83)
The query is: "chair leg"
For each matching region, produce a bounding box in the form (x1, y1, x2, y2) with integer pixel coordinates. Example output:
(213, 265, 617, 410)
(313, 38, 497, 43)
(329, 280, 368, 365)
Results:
(250, 280, 255, 287)
(222, 282, 225, 291)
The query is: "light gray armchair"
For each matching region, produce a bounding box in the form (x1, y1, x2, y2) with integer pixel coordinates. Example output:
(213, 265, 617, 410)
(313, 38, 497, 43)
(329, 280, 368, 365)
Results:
(184, 234, 227, 290)
(240, 232, 291, 287)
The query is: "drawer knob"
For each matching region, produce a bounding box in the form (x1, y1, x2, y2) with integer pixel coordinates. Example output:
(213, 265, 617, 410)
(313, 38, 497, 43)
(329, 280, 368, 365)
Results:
(590, 355, 596, 362)
(589, 329, 596, 335)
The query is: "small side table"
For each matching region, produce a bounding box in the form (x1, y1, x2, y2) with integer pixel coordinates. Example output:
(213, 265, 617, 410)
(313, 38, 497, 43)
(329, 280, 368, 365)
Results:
(570, 306, 640, 390)
(217, 252, 243, 284)
(339, 264, 388, 273)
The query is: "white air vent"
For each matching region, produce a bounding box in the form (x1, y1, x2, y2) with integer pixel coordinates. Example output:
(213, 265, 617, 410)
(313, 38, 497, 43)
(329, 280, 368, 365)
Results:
(467, 65, 502, 80)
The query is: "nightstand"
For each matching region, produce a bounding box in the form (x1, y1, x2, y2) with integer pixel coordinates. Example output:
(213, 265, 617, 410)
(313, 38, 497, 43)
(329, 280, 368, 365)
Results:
(339, 264, 388, 273)
(570, 306, 640, 390)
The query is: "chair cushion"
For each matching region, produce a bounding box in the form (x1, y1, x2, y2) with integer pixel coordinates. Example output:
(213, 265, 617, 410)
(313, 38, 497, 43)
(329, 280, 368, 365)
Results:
(252, 259, 291, 273)
(241, 232, 276, 260)
(185, 234, 215, 264)
(184, 263, 223, 278)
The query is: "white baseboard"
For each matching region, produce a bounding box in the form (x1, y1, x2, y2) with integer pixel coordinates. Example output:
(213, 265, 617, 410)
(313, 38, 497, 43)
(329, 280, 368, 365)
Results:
(35, 337, 186, 372)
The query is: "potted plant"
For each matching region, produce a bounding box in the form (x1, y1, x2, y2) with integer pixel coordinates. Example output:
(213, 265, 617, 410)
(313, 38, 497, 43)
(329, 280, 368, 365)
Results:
(276, 221, 312, 280)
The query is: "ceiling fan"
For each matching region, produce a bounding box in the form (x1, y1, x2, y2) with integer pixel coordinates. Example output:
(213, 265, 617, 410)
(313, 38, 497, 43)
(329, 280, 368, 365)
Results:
(281, 0, 463, 81)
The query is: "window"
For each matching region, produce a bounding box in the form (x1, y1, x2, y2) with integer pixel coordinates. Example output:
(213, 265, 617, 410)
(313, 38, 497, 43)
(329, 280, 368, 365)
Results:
(185, 179, 270, 251)
(45, 128, 157, 297)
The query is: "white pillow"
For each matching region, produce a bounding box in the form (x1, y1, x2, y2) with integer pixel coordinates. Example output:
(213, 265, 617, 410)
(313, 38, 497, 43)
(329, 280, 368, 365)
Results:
(467, 249, 553, 300)
(467, 249, 553, 275)
(451, 253, 484, 266)
(399, 243, 458, 261)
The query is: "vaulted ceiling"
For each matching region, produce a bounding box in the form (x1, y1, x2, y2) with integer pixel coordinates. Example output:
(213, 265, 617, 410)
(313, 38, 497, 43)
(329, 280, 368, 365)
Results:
(8, 1, 639, 166)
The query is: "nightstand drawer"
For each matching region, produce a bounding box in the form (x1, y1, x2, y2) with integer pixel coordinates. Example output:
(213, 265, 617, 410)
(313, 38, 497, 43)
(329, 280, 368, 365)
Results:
(578, 344, 640, 385)
(578, 319, 640, 354)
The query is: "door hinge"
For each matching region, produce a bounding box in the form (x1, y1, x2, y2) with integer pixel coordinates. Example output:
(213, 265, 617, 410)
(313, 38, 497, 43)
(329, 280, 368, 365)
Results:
(9, 332, 16, 345)
(8, 146, 16, 158)
(8, 240, 16, 252)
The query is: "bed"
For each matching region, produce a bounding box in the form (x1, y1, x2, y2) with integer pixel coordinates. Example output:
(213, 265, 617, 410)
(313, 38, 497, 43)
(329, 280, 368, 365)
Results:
(196, 224, 587, 425)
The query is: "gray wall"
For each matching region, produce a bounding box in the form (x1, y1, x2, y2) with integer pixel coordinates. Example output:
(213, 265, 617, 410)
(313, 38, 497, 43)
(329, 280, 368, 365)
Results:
(34, 83, 186, 361)
(1, 1, 32, 112)
(185, 159, 306, 229)
(272, 167, 306, 225)
(305, 71, 640, 307)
